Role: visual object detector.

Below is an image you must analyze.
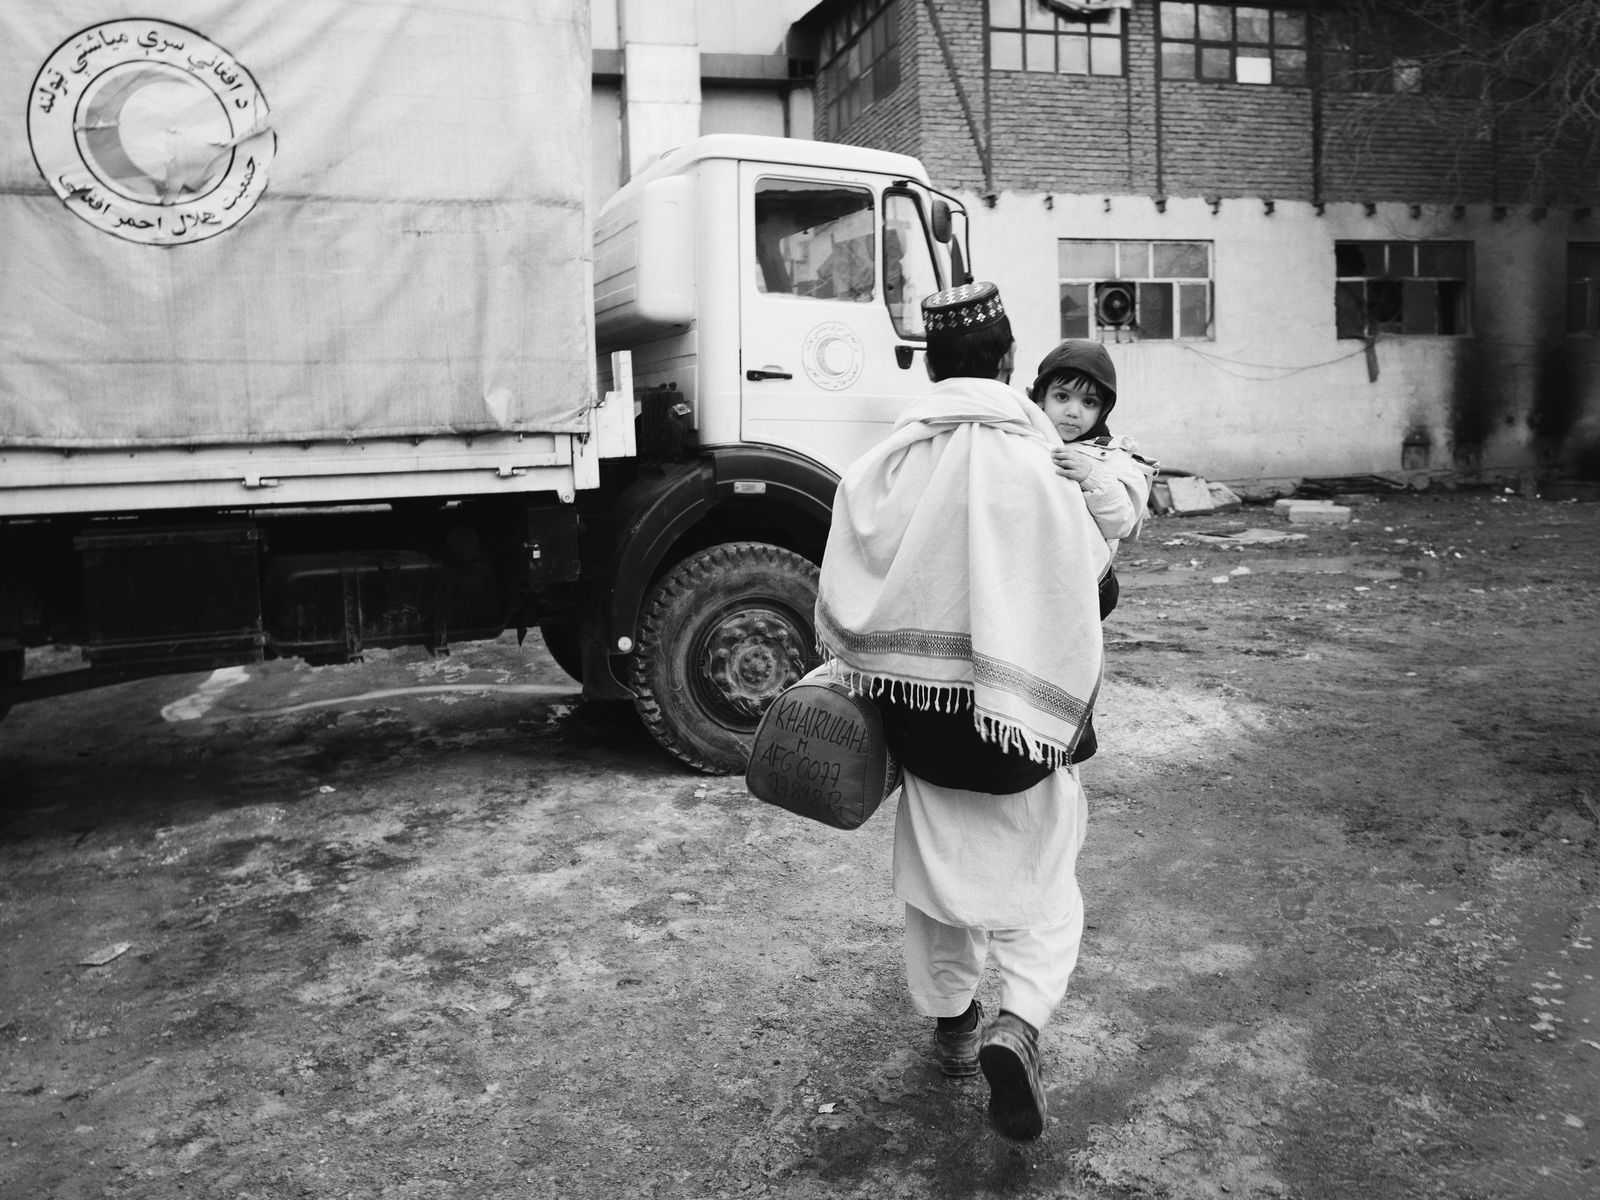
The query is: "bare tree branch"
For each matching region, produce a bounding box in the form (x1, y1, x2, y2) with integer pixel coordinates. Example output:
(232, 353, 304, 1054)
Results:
(1330, 0, 1600, 202)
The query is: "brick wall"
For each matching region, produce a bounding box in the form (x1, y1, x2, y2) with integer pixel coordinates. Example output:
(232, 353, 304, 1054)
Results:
(813, 0, 1597, 208)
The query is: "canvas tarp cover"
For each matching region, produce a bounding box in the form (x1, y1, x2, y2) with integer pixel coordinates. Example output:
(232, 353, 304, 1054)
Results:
(0, 1, 592, 449)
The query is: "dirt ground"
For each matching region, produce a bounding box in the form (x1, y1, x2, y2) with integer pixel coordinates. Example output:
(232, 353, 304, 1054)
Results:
(2, 486, 1598, 1200)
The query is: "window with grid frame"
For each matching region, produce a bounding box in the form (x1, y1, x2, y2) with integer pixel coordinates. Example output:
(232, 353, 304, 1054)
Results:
(1568, 244, 1600, 336)
(819, 0, 901, 139)
(990, 0, 1126, 77)
(1158, 3, 1307, 86)
(1319, 10, 1478, 96)
(1334, 242, 1473, 339)
(1059, 240, 1213, 341)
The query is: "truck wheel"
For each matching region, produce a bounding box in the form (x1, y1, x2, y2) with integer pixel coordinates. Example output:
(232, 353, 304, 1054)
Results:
(633, 543, 819, 774)
(538, 623, 583, 682)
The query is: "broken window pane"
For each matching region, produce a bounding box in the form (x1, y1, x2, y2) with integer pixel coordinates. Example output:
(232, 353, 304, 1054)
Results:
(1367, 280, 1403, 330)
(1059, 283, 1091, 339)
(1335, 281, 1366, 338)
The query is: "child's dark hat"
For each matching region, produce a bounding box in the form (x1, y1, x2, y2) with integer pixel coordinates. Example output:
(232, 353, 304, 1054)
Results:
(922, 282, 1007, 336)
(1032, 339, 1117, 404)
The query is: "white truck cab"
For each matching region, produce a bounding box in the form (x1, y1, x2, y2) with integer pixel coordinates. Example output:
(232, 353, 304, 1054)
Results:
(595, 135, 970, 476)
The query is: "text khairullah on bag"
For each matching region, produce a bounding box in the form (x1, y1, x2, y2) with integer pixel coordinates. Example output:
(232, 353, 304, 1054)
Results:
(746, 675, 900, 831)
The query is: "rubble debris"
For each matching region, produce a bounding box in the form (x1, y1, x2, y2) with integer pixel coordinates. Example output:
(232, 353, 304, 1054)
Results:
(1295, 473, 1415, 497)
(1150, 475, 1247, 517)
(1208, 482, 1243, 513)
(1275, 499, 1353, 525)
(1166, 476, 1220, 514)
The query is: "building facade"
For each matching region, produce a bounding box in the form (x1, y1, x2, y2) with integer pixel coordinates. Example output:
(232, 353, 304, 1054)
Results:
(589, 0, 818, 201)
(786, 0, 1600, 485)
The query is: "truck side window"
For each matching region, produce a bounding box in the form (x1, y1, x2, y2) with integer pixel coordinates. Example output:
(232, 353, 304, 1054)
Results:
(754, 179, 875, 302)
(883, 192, 940, 338)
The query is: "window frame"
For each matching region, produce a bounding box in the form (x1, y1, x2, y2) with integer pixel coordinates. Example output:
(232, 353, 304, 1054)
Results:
(988, 0, 1126, 78)
(882, 188, 942, 339)
(819, 0, 901, 139)
(752, 177, 878, 304)
(1057, 238, 1214, 343)
(1334, 240, 1474, 339)
(1319, 10, 1474, 97)
(1157, 3, 1308, 87)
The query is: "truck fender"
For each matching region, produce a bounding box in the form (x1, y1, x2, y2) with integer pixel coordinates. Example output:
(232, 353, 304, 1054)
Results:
(581, 445, 838, 698)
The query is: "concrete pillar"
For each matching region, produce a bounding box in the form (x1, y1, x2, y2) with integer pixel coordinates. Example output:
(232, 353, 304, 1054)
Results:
(618, 0, 701, 180)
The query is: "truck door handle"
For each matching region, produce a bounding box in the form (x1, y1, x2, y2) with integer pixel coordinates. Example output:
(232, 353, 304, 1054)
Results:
(746, 367, 793, 381)
(895, 345, 917, 369)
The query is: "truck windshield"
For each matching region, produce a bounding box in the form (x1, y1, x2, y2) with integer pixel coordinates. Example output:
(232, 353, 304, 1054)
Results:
(754, 179, 875, 301)
(883, 191, 941, 339)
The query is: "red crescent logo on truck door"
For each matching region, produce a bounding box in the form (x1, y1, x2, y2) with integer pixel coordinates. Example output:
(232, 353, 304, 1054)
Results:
(28, 20, 274, 246)
(801, 322, 865, 392)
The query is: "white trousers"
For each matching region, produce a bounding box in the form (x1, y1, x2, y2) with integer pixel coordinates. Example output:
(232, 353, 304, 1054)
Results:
(903, 896, 1084, 1031)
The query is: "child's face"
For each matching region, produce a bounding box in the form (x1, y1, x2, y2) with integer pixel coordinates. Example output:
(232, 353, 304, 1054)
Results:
(1038, 378, 1105, 441)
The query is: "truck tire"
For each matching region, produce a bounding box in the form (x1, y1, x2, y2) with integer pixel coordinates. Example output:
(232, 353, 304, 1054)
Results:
(538, 623, 583, 682)
(633, 543, 819, 774)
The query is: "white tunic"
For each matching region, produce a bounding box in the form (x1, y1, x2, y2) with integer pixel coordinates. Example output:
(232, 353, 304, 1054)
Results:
(891, 766, 1089, 930)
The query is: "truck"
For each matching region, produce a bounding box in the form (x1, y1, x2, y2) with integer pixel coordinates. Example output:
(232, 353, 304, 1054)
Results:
(0, 1, 971, 772)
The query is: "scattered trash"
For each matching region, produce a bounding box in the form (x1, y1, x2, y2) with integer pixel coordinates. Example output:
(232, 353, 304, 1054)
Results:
(1229, 565, 1252, 576)
(79, 942, 131, 967)
(1210, 575, 1230, 584)
(817, 1102, 836, 1114)
(1186, 528, 1307, 547)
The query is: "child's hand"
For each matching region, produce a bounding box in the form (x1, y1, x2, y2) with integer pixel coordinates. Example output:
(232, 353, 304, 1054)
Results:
(1051, 445, 1096, 483)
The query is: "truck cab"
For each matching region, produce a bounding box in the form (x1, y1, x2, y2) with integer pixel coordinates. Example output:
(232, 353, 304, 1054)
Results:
(595, 135, 970, 474)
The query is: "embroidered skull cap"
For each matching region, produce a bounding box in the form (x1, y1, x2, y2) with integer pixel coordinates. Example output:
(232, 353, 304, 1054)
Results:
(921, 281, 1007, 336)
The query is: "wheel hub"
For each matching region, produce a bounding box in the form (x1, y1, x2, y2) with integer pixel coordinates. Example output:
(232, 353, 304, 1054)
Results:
(699, 606, 808, 725)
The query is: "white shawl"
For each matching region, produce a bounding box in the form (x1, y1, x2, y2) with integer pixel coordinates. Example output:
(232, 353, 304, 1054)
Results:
(815, 377, 1110, 765)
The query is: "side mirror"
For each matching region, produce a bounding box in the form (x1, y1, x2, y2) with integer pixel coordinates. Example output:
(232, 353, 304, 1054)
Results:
(930, 200, 952, 244)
